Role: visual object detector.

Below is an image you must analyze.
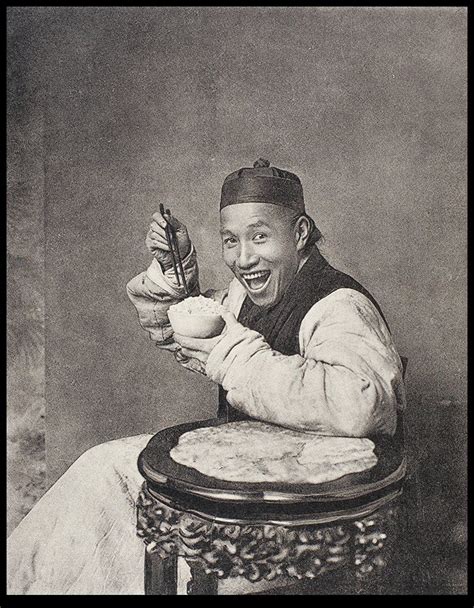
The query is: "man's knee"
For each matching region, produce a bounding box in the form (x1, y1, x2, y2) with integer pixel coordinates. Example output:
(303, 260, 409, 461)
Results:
(72, 434, 152, 477)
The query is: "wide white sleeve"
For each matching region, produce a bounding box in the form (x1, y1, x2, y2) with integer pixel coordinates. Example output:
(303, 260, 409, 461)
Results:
(126, 251, 245, 374)
(126, 245, 200, 345)
(205, 289, 405, 437)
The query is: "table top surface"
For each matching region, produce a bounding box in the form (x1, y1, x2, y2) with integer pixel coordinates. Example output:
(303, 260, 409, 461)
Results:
(139, 418, 406, 507)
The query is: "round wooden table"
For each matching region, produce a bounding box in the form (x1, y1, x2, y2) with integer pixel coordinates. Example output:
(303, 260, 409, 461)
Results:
(137, 418, 411, 595)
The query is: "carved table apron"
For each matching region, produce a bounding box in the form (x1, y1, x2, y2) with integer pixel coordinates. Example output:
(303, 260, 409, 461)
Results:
(137, 418, 408, 595)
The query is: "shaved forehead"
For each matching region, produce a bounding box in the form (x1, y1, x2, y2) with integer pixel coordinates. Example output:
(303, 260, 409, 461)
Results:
(220, 203, 295, 232)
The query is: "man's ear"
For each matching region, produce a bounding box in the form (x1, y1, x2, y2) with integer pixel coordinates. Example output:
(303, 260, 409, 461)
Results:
(294, 215, 311, 251)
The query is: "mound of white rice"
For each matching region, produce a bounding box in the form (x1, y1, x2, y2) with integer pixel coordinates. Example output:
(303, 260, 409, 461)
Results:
(168, 295, 226, 315)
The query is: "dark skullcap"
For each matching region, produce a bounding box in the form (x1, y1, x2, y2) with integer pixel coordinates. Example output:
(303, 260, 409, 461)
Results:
(220, 158, 305, 212)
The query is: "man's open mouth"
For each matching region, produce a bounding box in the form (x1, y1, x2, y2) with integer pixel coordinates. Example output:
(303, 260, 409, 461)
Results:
(241, 270, 271, 292)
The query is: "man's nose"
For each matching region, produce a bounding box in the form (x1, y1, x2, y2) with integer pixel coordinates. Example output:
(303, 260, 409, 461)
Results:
(237, 243, 259, 269)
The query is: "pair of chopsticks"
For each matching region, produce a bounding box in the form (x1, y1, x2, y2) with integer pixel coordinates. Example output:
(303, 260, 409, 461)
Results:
(159, 203, 190, 296)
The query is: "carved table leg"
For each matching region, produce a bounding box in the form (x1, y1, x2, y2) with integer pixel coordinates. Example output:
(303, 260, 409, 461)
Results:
(351, 503, 402, 594)
(145, 551, 178, 595)
(186, 559, 219, 595)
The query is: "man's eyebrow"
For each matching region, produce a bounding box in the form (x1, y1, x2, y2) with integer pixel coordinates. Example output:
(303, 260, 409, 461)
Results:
(247, 221, 270, 230)
(220, 220, 271, 235)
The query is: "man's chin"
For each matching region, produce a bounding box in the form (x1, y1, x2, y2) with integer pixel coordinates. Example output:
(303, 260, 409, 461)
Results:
(235, 276, 280, 307)
(245, 289, 280, 309)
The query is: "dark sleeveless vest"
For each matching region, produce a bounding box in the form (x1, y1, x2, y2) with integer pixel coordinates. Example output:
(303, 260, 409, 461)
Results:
(218, 246, 390, 425)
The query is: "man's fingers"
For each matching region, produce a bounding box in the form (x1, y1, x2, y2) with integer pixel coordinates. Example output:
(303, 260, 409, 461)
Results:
(221, 311, 238, 328)
(150, 221, 167, 236)
(165, 212, 182, 230)
(151, 212, 184, 232)
(173, 333, 220, 353)
(179, 346, 193, 357)
(179, 347, 206, 363)
(174, 350, 190, 363)
(148, 230, 168, 245)
(146, 237, 170, 251)
(151, 211, 188, 239)
(173, 334, 202, 350)
(151, 212, 167, 227)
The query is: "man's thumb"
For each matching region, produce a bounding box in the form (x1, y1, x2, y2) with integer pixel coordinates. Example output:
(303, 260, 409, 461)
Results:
(166, 212, 183, 231)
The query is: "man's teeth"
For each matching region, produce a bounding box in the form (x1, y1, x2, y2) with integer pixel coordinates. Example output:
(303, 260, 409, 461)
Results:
(242, 271, 270, 291)
(242, 272, 268, 279)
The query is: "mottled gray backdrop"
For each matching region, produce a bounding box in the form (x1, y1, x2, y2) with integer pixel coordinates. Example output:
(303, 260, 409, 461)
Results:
(7, 6, 466, 592)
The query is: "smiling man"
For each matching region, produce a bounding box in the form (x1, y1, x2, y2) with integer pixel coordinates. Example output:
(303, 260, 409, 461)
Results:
(220, 203, 307, 307)
(128, 158, 406, 436)
(7, 159, 407, 595)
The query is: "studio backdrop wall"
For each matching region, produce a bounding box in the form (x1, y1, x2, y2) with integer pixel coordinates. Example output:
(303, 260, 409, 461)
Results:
(8, 8, 466, 581)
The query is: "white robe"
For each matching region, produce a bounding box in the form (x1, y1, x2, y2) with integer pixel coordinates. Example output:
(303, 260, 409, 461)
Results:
(7, 248, 405, 594)
(8, 434, 152, 594)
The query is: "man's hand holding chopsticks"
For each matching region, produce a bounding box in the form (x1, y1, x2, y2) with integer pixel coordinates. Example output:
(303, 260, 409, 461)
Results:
(146, 210, 191, 272)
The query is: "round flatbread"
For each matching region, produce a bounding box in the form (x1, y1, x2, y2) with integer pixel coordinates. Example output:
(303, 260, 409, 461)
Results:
(170, 421, 377, 484)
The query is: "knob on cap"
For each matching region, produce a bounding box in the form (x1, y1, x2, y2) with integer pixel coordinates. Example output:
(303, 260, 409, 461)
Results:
(253, 158, 270, 168)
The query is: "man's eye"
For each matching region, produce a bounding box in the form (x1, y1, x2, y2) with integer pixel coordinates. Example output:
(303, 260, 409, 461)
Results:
(223, 237, 237, 247)
(253, 233, 267, 243)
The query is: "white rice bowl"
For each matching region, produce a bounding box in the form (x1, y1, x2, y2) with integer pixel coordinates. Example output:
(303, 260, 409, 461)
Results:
(168, 295, 226, 338)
